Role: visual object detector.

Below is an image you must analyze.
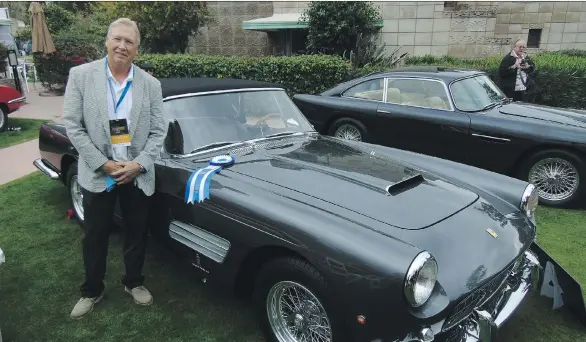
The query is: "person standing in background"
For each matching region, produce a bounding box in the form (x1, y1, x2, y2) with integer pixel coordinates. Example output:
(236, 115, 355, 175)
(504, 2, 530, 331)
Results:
(498, 39, 536, 102)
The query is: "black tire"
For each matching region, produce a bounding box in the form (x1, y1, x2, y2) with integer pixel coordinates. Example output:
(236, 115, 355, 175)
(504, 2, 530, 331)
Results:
(327, 118, 368, 143)
(65, 162, 86, 229)
(0, 107, 7, 132)
(253, 257, 347, 342)
(517, 148, 585, 208)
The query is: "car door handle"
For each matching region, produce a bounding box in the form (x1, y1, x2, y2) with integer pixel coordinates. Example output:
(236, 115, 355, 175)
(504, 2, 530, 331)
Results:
(472, 133, 511, 143)
(377, 109, 391, 114)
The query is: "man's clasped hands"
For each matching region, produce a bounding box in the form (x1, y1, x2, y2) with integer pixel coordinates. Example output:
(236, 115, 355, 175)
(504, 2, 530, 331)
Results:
(102, 160, 142, 185)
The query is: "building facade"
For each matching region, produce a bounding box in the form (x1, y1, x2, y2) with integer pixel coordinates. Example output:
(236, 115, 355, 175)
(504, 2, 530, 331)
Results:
(190, 1, 586, 58)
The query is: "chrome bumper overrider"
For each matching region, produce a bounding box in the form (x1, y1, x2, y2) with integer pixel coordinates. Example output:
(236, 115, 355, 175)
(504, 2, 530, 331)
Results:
(33, 158, 60, 180)
(458, 250, 540, 342)
(398, 249, 541, 342)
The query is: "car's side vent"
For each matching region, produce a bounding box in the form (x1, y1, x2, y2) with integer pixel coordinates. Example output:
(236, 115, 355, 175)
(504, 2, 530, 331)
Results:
(169, 220, 231, 263)
(385, 174, 425, 196)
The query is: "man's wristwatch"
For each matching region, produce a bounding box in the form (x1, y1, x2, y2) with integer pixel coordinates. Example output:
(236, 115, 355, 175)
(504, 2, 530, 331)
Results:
(139, 164, 146, 173)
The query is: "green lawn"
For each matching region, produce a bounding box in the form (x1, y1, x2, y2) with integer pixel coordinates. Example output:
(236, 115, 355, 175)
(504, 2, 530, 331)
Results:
(0, 172, 585, 342)
(0, 118, 47, 149)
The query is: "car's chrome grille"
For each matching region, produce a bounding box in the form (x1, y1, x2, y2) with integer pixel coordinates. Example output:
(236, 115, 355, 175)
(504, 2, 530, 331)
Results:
(442, 262, 515, 331)
(443, 325, 465, 342)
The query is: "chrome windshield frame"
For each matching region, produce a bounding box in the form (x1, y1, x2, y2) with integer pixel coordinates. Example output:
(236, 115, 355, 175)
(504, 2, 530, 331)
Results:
(161, 88, 316, 159)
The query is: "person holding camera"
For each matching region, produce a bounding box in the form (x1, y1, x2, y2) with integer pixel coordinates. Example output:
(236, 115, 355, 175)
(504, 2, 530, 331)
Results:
(498, 39, 535, 102)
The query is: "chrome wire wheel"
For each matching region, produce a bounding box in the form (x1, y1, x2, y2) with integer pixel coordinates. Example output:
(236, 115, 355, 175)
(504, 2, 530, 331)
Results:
(528, 157, 580, 202)
(266, 281, 332, 342)
(70, 175, 85, 221)
(334, 124, 362, 141)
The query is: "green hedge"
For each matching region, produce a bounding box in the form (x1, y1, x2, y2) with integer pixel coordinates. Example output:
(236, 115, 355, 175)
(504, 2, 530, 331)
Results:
(135, 52, 586, 110)
(135, 54, 353, 96)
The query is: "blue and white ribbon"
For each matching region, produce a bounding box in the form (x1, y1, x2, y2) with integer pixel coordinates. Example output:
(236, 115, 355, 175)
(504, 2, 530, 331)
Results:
(184, 155, 235, 204)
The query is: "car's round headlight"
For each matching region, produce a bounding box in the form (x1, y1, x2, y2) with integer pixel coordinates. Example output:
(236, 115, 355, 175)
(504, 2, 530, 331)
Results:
(404, 251, 438, 308)
(520, 184, 539, 218)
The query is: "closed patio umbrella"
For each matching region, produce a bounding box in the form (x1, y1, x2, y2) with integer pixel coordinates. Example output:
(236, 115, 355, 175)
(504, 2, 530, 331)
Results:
(28, 2, 56, 54)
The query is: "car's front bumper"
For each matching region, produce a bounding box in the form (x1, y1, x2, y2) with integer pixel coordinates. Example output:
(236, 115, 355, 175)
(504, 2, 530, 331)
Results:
(394, 249, 540, 342)
(453, 249, 540, 342)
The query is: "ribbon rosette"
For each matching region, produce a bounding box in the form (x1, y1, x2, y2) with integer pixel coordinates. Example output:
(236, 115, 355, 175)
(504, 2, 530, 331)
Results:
(184, 155, 235, 204)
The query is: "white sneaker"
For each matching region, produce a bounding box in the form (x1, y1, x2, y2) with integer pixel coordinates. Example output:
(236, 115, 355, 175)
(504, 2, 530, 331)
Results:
(70, 293, 103, 320)
(125, 285, 153, 306)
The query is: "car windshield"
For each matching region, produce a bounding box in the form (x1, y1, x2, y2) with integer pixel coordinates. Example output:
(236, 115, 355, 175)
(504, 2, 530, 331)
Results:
(163, 89, 316, 155)
(450, 75, 507, 111)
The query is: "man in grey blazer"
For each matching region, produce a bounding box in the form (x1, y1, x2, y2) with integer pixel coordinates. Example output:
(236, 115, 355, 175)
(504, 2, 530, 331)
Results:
(63, 18, 166, 319)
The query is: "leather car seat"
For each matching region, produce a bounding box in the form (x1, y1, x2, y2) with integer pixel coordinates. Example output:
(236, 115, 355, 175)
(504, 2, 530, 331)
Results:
(425, 96, 449, 110)
(386, 87, 401, 104)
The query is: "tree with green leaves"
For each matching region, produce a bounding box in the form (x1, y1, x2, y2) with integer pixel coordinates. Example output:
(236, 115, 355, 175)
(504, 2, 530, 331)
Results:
(300, 1, 382, 56)
(108, 1, 211, 54)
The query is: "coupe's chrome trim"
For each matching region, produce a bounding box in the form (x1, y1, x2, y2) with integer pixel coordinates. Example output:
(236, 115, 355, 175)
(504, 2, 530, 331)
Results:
(385, 76, 455, 112)
(471, 133, 511, 142)
(168, 220, 231, 263)
(33, 158, 60, 179)
(447, 73, 508, 113)
(341, 76, 456, 112)
(8, 96, 26, 104)
(163, 87, 286, 102)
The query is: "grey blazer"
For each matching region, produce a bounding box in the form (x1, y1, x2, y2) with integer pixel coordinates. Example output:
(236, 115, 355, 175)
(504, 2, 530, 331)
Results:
(62, 57, 166, 196)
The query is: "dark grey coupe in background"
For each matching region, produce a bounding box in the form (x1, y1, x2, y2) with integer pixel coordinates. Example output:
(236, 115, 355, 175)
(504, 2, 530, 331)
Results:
(293, 66, 586, 208)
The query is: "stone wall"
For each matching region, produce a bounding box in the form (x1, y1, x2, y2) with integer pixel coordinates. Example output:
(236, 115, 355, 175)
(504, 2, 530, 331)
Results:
(189, 1, 273, 56)
(271, 1, 586, 58)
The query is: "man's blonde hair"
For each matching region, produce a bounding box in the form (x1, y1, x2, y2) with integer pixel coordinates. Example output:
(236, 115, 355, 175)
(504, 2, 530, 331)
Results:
(106, 18, 140, 45)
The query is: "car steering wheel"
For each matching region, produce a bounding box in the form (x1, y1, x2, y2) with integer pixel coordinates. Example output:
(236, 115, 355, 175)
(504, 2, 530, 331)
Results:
(254, 113, 287, 136)
(255, 113, 286, 127)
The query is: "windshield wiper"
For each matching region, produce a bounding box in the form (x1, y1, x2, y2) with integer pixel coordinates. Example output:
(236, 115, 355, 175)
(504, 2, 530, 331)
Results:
(480, 97, 511, 111)
(480, 102, 501, 111)
(188, 141, 243, 154)
(264, 131, 299, 138)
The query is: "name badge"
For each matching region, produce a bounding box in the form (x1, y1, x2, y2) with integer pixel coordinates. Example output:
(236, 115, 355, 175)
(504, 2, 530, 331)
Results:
(109, 119, 131, 147)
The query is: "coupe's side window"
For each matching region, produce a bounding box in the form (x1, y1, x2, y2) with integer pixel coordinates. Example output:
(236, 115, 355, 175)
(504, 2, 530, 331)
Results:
(343, 79, 385, 101)
(385, 78, 452, 110)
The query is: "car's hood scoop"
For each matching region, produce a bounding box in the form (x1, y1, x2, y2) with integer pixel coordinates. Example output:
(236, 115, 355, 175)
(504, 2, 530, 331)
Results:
(225, 136, 479, 230)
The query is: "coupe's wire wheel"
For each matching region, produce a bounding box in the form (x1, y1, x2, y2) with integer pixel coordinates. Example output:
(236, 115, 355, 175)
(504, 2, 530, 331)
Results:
(267, 281, 332, 342)
(334, 124, 362, 141)
(528, 157, 580, 202)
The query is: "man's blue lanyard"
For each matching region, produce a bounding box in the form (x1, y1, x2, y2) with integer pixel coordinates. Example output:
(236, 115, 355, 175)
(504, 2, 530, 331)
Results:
(105, 57, 134, 116)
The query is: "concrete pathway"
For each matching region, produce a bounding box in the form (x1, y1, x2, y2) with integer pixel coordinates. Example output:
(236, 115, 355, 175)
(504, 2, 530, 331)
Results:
(13, 84, 64, 121)
(0, 139, 40, 185)
(0, 85, 64, 186)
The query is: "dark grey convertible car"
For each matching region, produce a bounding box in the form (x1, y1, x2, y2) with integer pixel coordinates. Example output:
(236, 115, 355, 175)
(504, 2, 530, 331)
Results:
(34, 77, 584, 342)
